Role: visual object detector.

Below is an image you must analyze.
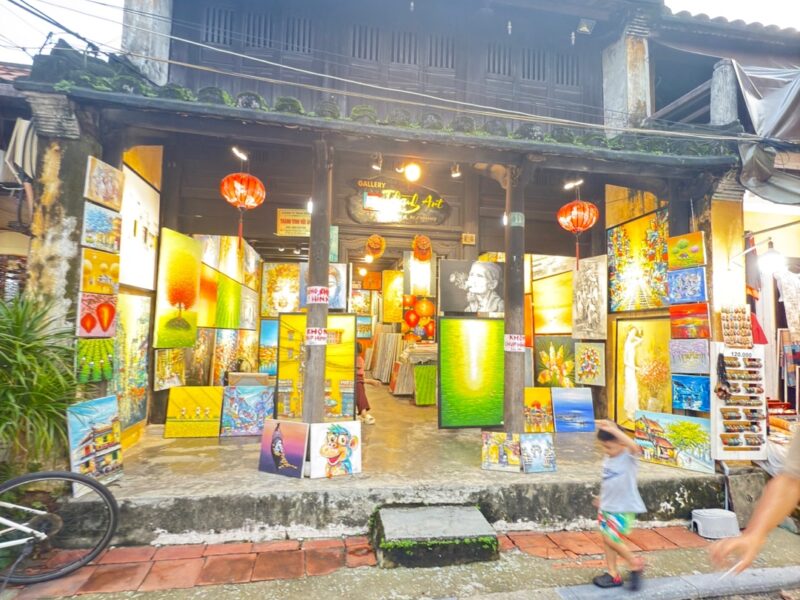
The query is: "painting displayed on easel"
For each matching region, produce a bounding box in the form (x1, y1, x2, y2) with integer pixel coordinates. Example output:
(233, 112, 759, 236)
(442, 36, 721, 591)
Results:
(520, 433, 557, 473)
(667, 267, 707, 305)
(533, 335, 574, 388)
(481, 432, 521, 473)
(667, 231, 706, 270)
(261, 263, 301, 317)
(615, 318, 672, 430)
(551, 387, 595, 433)
(575, 342, 605, 386)
(669, 339, 710, 374)
(81, 201, 121, 254)
(259, 419, 308, 478)
(77, 293, 117, 338)
(608, 210, 669, 312)
(76, 338, 115, 384)
(84, 156, 124, 211)
(164, 387, 223, 438)
(670, 303, 711, 339)
(153, 229, 201, 348)
(572, 255, 607, 340)
(308, 421, 362, 479)
(81, 248, 120, 295)
(185, 328, 214, 386)
(672, 375, 711, 412)
(154, 348, 186, 391)
(220, 386, 274, 436)
(634, 410, 713, 474)
(67, 395, 122, 495)
(524, 387, 554, 433)
(113, 293, 151, 430)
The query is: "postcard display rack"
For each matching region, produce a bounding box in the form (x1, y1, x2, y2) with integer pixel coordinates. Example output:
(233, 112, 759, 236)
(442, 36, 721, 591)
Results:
(710, 343, 767, 461)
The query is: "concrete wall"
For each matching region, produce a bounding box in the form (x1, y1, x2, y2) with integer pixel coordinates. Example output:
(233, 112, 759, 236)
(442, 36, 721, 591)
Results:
(602, 35, 652, 130)
(122, 0, 173, 86)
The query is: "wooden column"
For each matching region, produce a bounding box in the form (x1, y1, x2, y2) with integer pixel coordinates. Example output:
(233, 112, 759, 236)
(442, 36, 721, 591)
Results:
(462, 169, 480, 261)
(302, 139, 334, 423)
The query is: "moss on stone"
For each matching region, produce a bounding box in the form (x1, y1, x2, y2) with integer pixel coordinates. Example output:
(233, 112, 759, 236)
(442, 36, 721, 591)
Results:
(387, 108, 413, 127)
(450, 115, 476, 133)
(236, 91, 269, 111)
(157, 83, 196, 102)
(274, 96, 304, 114)
(110, 75, 154, 96)
(350, 104, 378, 124)
(483, 118, 508, 137)
(314, 99, 340, 119)
(512, 123, 544, 140)
(197, 86, 234, 106)
(420, 112, 444, 130)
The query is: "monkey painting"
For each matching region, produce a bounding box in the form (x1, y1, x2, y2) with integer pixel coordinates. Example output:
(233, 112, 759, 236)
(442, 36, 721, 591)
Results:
(319, 424, 359, 478)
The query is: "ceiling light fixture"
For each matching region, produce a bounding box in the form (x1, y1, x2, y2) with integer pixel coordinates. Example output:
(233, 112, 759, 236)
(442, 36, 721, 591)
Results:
(563, 179, 584, 191)
(364, 254, 374, 264)
(358, 267, 368, 276)
(307, 198, 314, 214)
(403, 162, 422, 182)
(451, 163, 462, 179)
(293, 247, 301, 255)
(576, 18, 596, 35)
(231, 146, 248, 161)
(371, 153, 383, 172)
(278, 247, 285, 252)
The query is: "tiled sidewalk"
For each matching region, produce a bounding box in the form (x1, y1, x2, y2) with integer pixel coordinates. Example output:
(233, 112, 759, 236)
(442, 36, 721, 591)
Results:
(12, 527, 708, 599)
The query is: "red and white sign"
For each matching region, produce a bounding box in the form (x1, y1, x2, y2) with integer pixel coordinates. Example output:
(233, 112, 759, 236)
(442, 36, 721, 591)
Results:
(504, 334, 526, 353)
(306, 286, 329, 305)
(305, 327, 328, 346)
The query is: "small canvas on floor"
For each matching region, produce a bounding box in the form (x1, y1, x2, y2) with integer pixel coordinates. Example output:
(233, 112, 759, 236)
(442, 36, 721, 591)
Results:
(481, 432, 521, 473)
(164, 387, 223, 438)
(220, 386, 275, 436)
(520, 433, 556, 473)
(308, 421, 362, 479)
(259, 419, 309, 478)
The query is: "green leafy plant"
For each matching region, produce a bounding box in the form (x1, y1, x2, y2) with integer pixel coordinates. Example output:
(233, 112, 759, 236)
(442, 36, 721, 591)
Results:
(273, 96, 304, 114)
(350, 104, 378, 124)
(0, 297, 77, 468)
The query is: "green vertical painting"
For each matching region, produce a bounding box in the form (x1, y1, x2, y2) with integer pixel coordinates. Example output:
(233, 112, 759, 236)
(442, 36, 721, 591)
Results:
(439, 318, 504, 428)
(216, 273, 242, 329)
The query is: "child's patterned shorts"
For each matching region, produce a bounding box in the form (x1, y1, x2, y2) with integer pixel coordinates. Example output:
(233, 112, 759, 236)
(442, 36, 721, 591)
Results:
(598, 510, 635, 544)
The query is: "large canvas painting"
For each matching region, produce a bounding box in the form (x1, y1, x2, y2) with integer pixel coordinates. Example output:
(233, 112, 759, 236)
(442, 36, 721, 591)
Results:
(532, 270, 572, 334)
(299, 263, 348, 310)
(81, 248, 119, 295)
(67, 395, 122, 494)
(669, 339, 710, 374)
(667, 231, 706, 270)
(240, 286, 259, 330)
(243, 242, 261, 290)
(113, 293, 151, 430)
(382, 270, 404, 323)
(534, 335, 575, 388)
(672, 374, 711, 412)
(670, 303, 711, 339)
(153, 229, 201, 348)
(211, 329, 239, 386)
(220, 386, 274, 436)
(667, 267, 707, 305)
(76, 338, 115, 384)
(84, 156, 124, 211)
(523, 387, 554, 433)
(608, 210, 669, 312)
(259, 419, 308, 478)
(439, 318, 504, 428)
(634, 410, 713, 474)
(481, 432, 521, 473)
(164, 387, 223, 438)
(258, 319, 279, 375)
(77, 293, 117, 338)
(615, 318, 672, 429)
(551, 387, 595, 433)
(520, 433, 557, 473)
(154, 348, 186, 391)
(215, 273, 242, 330)
(81, 201, 121, 254)
(575, 342, 605, 386)
(572, 255, 607, 340)
(308, 421, 362, 479)
(218, 236, 243, 283)
(119, 165, 159, 290)
(196, 265, 219, 328)
(261, 263, 301, 317)
(237, 329, 259, 372)
(185, 328, 215, 386)
(195, 234, 220, 269)
(439, 259, 504, 314)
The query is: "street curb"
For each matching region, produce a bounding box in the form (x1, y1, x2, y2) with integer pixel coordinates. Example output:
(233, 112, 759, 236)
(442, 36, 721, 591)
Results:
(555, 566, 800, 599)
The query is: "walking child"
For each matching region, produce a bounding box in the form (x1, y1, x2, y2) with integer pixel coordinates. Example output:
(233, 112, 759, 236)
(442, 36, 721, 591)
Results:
(593, 419, 647, 590)
(356, 342, 379, 424)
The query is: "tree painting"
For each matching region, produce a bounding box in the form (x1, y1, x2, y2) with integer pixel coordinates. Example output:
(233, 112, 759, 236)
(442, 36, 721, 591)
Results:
(634, 410, 713, 474)
(666, 420, 711, 462)
(154, 229, 202, 348)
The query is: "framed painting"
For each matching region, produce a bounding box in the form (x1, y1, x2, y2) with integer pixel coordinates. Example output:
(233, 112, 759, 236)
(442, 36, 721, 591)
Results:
(382, 270, 404, 323)
(261, 262, 300, 317)
(520, 433, 557, 473)
(243, 242, 261, 291)
(237, 329, 259, 372)
(77, 292, 117, 338)
(533, 335, 574, 388)
(615, 317, 672, 430)
(669, 339, 710, 374)
(185, 328, 215, 386)
(218, 235, 243, 283)
(670, 303, 711, 339)
(356, 315, 373, 339)
(258, 319, 279, 375)
(112, 293, 151, 430)
(438, 317, 504, 428)
(667, 231, 706, 270)
(195, 234, 220, 269)
(76, 338, 115, 384)
(350, 290, 372, 315)
(551, 387, 595, 433)
(153, 229, 201, 348)
(608, 209, 669, 312)
(672, 374, 711, 412)
(81, 201, 121, 254)
(532, 270, 573, 335)
(575, 342, 605, 386)
(154, 348, 186, 391)
(220, 386, 274, 437)
(667, 267, 707, 305)
(119, 165, 160, 290)
(523, 387, 554, 433)
(67, 395, 122, 495)
(438, 260, 504, 314)
(308, 421, 362, 479)
(240, 286, 259, 330)
(164, 387, 223, 438)
(81, 248, 120, 295)
(634, 410, 713, 474)
(572, 255, 608, 340)
(84, 156, 124, 211)
(259, 419, 308, 478)
(481, 432, 521, 473)
(215, 273, 242, 330)
(401, 295, 436, 341)
(211, 329, 239, 386)
(196, 264, 219, 328)
(299, 262, 348, 310)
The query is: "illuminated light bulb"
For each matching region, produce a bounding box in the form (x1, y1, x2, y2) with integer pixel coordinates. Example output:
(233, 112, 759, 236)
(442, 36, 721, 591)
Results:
(358, 267, 367, 276)
(404, 162, 421, 182)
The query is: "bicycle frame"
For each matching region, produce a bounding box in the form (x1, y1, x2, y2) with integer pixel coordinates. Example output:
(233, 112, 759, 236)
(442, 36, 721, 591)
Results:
(0, 500, 49, 549)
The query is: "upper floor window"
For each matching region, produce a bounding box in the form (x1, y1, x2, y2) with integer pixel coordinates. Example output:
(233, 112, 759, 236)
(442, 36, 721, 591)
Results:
(521, 47, 546, 82)
(203, 6, 235, 46)
(351, 25, 380, 61)
(554, 53, 580, 86)
(285, 16, 313, 54)
(243, 12, 272, 48)
(391, 31, 418, 65)
(487, 43, 512, 77)
(428, 34, 454, 70)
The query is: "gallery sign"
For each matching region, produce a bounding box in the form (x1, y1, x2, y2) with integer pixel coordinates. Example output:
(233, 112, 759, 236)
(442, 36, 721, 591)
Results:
(276, 208, 310, 237)
(347, 177, 451, 226)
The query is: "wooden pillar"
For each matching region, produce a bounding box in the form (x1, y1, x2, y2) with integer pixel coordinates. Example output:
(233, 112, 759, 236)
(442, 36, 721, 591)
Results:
(303, 139, 334, 423)
(462, 169, 479, 261)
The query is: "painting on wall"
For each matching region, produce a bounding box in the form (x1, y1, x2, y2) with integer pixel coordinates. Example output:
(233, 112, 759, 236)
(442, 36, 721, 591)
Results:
(534, 335, 574, 388)
(77, 292, 117, 338)
(195, 234, 220, 269)
(81, 201, 121, 254)
(308, 421, 362, 479)
(350, 290, 372, 315)
(523, 387, 554, 433)
(185, 328, 215, 386)
(218, 235, 243, 283)
(81, 248, 120, 295)
(401, 295, 436, 342)
(615, 318, 672, 430)
(76, 338, 115, 384)
(520, 433, 557, 473)
(532, 270, 572, 334)
(259, 419, 308, 478)
(667, 231, 706, 270)
(196, 265, 219, 328)
(258, 319, 279, 375)
(261, 263, 300, 317)
(669, 339, 710, 374)
(243, 243, 261, 291)
(608, 210, 669, 312)
(220, 386, 274, 437)
(382, 270, 404, 323)
(481, 432, 521, 473)
(551, 387, 595, 433)
(573, 255, 608, 340)
(240, 286, 259, 330)
(211, 329, 239, 386)
(670, 303, 711, 339)
(154, 348, 186, 391)
(672, 374, 711, 412)
(153, 229, 201, 348)
(119, 166, 159, 290)
(237, 329, 259, 372)
(84, 156, 124, 211)
(299, 263, 348, 310)
(215, 273, 242, 330)
(67, 395, 122, 494)
(164, 387, 223, 438)
(439, 318, 504, 428)
(113, 293, 151, 430)
(575, 342, 606, 386)
(439, 260, 504, 314)
(605, 185, 661, 230)
(356, 315, 373, 339)
(667, 267, 707, 305)
(634, 410, 713, 474)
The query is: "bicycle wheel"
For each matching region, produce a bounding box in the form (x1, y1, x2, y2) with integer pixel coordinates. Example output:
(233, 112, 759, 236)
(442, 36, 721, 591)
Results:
(0, 471, 118, 585)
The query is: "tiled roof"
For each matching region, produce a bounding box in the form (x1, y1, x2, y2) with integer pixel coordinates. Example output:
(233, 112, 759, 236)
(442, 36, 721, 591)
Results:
(0, 62, 31, 83)
(664, 8, 800, 37)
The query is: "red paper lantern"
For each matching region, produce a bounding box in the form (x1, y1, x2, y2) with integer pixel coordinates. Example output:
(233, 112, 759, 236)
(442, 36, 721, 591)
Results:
(556, 200, 599, 262)
(220, 172, 266, 244)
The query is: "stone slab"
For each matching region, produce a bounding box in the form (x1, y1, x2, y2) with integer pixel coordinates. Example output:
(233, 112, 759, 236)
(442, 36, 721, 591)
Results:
(727, 470, 768, 529)
(379, 506, 495, 542)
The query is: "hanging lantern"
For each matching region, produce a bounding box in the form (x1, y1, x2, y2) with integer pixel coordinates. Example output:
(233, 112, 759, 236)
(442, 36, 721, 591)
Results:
(220, 172, 266, 245)
(365, 234, 386, 261)
(557, 200, 599, 263)
(411, 234, 432, 262)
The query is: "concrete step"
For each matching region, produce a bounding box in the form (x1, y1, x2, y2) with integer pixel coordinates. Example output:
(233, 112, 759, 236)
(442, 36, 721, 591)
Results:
(371, 505, 499, 568)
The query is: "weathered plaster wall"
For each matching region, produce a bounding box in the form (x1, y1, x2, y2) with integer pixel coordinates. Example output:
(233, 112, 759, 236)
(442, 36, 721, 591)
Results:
(122, 0, 173, 86)
(602, 35, 652, 130)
